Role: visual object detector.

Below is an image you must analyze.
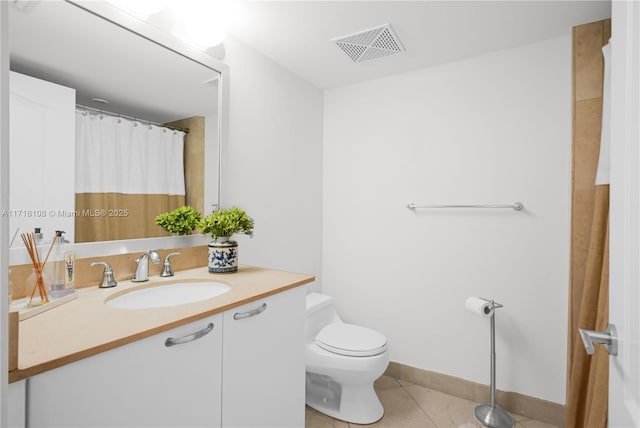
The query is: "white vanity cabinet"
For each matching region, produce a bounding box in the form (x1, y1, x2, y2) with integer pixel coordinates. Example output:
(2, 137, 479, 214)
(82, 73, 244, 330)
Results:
(27, 313, 223, 428)
(221, 286, 306, 428)
(22, 284, 308, 427)
(8, 379, 26, 428)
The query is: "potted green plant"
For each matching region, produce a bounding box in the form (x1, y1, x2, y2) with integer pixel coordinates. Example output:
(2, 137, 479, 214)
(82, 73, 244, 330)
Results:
(155, 205, 202, 236)
(200, 207, 254, 273)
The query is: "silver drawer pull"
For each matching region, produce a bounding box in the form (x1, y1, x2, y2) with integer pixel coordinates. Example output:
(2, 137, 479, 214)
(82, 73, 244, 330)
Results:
(164, 323, 214, 347)
(233, 302, 267, 320)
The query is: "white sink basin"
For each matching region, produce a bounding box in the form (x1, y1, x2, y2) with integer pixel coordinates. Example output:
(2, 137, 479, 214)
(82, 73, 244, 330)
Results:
(106, 281, 231, 309)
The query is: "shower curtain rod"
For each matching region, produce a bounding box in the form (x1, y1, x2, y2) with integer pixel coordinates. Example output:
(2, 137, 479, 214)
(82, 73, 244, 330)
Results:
(76, 104, 189, 133)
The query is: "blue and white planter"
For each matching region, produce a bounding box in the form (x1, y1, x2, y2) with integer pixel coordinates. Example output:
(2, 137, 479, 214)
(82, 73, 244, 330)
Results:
(208, 237, 238, 273)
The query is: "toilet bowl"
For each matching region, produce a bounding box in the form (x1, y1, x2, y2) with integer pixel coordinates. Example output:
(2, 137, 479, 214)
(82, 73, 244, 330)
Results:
(305, 292, 389, 424)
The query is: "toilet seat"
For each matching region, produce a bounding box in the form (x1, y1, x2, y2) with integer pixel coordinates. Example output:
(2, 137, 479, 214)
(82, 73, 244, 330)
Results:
(315, 323, 387, 357)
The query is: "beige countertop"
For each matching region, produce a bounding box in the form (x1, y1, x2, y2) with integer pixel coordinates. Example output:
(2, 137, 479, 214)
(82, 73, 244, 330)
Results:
(9, 265, 314, 383)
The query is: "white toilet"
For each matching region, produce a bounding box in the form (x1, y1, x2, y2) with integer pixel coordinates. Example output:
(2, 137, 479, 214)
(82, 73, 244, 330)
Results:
(305, 292, 389, 424)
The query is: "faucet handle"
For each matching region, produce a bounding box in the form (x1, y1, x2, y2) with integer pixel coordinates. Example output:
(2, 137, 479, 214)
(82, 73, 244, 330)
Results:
(160, 252, 181, 277)
(90, 261, 118, 288)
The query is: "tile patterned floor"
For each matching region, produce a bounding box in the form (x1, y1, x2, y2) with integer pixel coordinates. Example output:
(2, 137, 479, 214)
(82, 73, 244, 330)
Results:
(305, 376, 560, 428)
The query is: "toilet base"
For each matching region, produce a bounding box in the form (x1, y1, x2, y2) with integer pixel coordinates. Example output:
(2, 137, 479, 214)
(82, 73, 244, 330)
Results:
(306, 375, 384, 424)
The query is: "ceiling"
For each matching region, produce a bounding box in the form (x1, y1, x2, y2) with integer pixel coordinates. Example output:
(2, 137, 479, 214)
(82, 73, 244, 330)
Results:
(7, 0, 612, 114)
(9, 0, 219, 124)
(226, 1, 612, 89)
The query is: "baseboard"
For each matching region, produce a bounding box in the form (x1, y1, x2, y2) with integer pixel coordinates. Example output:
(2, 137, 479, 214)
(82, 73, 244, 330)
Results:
(385, 362, 565, 427)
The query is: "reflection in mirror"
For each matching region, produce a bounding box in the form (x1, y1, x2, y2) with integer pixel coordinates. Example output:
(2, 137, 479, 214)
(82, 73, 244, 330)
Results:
(8, 0, 220, 248)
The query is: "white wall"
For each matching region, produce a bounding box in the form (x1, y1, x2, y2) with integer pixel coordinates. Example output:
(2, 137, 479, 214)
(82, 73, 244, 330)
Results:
(221, 35, 324, 287)
(323, 35, 572, 404)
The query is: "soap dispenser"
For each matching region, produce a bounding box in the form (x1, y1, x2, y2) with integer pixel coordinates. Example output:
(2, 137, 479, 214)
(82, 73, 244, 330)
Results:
(34, 227, 44, 245)
(48, 231, 75, 299)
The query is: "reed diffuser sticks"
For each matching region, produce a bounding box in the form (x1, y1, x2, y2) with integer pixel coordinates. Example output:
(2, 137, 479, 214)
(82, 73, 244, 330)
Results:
(20, 232, 56, 306)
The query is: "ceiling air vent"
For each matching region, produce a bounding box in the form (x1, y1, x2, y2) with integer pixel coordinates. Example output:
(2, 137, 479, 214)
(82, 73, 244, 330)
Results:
(332, 24, 404, 63)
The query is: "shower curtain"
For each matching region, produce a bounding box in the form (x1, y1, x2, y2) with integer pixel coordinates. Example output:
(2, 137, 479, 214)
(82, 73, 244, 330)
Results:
(566, 21, 610, 428)
(75, 110, 186, 242)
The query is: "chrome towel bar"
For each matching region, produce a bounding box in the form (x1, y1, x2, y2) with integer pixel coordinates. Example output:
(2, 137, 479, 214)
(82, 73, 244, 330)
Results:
(406, 202, 524, 211)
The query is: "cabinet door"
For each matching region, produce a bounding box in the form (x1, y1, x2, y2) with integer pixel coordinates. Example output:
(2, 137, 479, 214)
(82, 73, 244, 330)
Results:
(28, 314, 223, 427)
(8, 379, 26, 428)
(222, 287, 306, 428)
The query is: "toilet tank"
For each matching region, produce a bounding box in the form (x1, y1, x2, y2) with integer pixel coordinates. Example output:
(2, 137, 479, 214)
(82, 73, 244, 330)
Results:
(306, 292, 341, 341)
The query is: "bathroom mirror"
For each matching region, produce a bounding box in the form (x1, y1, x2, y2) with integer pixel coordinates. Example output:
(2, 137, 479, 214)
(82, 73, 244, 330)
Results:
(7, 0, 225, 258)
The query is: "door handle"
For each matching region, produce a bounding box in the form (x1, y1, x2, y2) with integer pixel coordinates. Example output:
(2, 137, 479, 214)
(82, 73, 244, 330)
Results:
(579, 323, 618, 356)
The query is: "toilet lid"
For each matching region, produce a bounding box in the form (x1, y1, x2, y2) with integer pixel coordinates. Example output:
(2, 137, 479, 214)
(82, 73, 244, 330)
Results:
(315, 323, 387, 357)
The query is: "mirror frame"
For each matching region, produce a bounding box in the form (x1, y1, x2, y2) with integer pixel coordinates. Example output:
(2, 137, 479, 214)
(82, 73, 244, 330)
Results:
(1, 1, 9, 422)
(7, 0, 229, 265)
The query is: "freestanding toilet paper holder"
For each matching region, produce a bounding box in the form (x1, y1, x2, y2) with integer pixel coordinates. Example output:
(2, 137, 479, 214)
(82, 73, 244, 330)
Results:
(474, 298, 514, 428)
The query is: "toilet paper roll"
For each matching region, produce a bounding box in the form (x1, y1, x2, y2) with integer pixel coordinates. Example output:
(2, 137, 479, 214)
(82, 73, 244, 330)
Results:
(465, 297, 494, 318)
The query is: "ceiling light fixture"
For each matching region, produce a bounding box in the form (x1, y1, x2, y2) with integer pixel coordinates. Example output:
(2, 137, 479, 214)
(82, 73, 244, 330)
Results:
(170, 1, 228, 48)
(104, 0, 231, 49)
(105, 0, 168, 20)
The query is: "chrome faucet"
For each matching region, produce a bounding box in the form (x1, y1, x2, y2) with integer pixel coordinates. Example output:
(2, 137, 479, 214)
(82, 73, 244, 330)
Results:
(132, 250, 161, 282)
(160, 252, 181, 277)
(89, 261, 118, 288)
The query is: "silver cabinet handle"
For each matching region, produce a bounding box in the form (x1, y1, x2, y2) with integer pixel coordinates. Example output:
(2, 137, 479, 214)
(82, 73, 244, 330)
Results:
(164, 322, 214, 347)
(233, 302, 267, 320)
